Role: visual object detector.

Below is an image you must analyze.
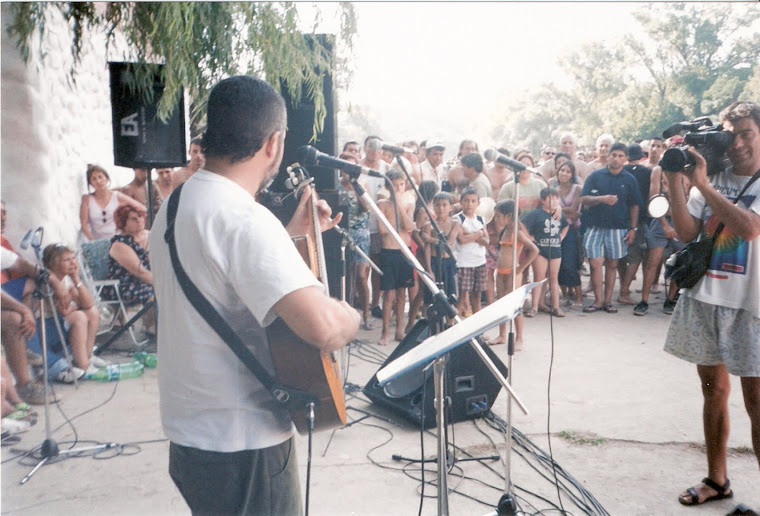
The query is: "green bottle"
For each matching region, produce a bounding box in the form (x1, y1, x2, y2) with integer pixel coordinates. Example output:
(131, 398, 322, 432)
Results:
(88, 361, 144, 382)
(134, 352, 158, 369)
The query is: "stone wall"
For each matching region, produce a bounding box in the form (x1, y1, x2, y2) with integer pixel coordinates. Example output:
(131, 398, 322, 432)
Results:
(1, 4, 136, 255)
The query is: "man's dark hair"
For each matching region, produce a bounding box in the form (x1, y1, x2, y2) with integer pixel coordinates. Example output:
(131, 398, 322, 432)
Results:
(190, 137, 203, 147)
(721, 101, 760, 132)
(610, 142, 628, 155)
(540, 187, 559, 200)
(364, 135, 380, 145)
(497, 147, 510, 157)
(461, 152, 483, 173)
(202, 76, 286, 164)
(343, 140, 359, 151)
(650, 136, 664, 142)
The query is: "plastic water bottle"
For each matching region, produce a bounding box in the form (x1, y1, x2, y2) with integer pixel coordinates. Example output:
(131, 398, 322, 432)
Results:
(134, 351, 157, 369)
(88, 361, 144, 382)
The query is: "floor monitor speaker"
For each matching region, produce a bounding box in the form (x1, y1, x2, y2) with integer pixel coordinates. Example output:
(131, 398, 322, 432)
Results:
(363, 319, 508, 429)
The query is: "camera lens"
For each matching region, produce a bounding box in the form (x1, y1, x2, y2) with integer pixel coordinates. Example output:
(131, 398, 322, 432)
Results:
(660, 147, 692, 173)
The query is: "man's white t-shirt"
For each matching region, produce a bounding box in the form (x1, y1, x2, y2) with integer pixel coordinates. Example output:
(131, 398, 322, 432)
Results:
(684, 168, 760, 317)
(150, 170, 322, 452)
(1, 247, 18, 270)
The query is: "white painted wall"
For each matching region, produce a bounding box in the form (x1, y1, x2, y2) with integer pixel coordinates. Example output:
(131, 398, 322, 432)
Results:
(1, 4, 139, 256)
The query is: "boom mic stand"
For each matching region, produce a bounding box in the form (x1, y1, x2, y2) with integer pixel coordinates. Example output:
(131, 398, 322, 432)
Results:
(18, 227, 114, 485)
(339, 157, 529, 516)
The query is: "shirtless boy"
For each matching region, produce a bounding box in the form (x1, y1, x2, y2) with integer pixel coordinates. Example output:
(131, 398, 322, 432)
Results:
(378, 170, 416, 345)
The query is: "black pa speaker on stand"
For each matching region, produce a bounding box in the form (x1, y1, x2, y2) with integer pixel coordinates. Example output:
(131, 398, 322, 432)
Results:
(363, 319, 508, 429)
(270, 33, 338, 193)
(109, 62, 189, 169)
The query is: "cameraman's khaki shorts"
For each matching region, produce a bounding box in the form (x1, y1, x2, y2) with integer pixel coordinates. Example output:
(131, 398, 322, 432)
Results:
(664, 296, 760, 377)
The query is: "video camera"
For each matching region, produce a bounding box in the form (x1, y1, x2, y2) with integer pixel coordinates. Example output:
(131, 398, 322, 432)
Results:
(659, 116, 733, 176)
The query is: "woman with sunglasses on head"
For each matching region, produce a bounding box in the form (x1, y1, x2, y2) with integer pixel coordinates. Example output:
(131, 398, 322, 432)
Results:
(79, 164, 147, 241)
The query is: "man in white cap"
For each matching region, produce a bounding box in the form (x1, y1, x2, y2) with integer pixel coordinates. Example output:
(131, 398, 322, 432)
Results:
(420, 142, 447, 190)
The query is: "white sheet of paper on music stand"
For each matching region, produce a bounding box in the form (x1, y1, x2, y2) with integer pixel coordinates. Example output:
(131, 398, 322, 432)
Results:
(376, 281, 542, 386)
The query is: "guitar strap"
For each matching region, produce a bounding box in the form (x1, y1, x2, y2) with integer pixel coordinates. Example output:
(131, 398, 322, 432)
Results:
(163, 184, 318, 411)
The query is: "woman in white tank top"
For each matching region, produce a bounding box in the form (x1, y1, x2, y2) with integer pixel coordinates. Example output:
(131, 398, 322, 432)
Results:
(79, 164, 147, 241)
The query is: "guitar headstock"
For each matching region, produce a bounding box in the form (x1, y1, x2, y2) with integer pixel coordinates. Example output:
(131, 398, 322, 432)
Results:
(286, 164, 315, 198)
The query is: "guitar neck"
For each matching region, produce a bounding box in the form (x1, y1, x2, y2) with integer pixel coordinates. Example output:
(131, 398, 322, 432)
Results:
(310, 190, 330, 296)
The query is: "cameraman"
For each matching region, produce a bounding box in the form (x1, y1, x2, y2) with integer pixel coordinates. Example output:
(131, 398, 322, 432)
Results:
(664, 101, 760, 508)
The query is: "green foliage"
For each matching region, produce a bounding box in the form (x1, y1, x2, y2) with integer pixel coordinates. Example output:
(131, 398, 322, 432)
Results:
(6, 2, 356, 135)
(494, 4, 759, 149)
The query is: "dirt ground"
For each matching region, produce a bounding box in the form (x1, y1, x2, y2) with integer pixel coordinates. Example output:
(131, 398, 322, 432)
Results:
(2, 276, 759, 515)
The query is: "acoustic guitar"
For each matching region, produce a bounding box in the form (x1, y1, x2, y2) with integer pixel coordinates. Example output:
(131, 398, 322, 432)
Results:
(266, 171, 347, 434)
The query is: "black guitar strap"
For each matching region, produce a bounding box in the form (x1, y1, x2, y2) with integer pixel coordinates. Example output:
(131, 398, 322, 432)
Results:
(163, 184, 318, 410)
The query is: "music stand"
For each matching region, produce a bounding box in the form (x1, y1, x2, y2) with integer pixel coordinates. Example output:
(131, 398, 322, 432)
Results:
(343, 168, 534, 515)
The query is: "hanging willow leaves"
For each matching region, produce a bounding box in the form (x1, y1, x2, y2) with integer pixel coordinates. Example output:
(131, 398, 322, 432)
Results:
(6, 2, 356, 135)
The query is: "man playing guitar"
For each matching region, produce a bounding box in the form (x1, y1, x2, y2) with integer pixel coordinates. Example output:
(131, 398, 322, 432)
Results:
(150, 75, 360, 516)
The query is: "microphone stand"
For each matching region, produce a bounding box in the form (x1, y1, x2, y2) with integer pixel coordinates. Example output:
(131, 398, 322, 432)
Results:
(19, 229, 114, 485)
(489, 167, 523, 516)
(344, 163, 528, 516)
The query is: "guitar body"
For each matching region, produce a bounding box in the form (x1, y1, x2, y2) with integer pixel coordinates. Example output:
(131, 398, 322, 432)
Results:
(265, 177, 347, 434)
(267, 318, 347, 434)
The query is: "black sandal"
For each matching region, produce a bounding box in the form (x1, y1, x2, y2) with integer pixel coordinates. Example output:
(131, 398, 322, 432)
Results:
(679, 477, 733, 506)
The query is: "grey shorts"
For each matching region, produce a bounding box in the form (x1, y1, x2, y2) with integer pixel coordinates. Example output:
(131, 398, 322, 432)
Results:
(664, 296, 760, 377)
(646, 218, 685, 253)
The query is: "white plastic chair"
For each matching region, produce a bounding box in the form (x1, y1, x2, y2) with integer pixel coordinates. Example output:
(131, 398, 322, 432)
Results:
(79, 239, 147, 347)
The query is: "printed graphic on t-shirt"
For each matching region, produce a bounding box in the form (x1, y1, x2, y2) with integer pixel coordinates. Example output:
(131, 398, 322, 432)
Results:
(706, 215, 748, 277)
(538, 217, 563, 248)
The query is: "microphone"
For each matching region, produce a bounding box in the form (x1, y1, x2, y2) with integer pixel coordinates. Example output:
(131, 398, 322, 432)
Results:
(484, 148, 527, 172)
(20, 230, 34, 250)
(19, 227, 43, 250)
(367, 138, 414, 155)
(297, 146, 386, 178)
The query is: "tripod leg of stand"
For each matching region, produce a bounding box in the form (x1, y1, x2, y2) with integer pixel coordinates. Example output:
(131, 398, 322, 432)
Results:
(94, 301, 154, 355)
(434, 356, 450, 516)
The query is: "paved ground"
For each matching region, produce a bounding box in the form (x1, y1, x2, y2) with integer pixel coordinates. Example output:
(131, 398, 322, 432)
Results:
(2, 277, 759, 515)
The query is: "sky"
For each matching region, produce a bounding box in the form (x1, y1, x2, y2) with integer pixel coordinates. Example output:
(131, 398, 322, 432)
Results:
(303, 1, 641, 149)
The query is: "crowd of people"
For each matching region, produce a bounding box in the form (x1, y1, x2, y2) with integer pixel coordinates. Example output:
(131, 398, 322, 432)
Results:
(0, 124, 706, 439)
(335, 130, 690, 351)
(0, 138, 205, 442)
(1, 73, 757, 513)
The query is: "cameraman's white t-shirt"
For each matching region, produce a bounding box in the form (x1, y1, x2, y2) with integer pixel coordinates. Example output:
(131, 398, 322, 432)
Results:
(684, 168, 760, 317)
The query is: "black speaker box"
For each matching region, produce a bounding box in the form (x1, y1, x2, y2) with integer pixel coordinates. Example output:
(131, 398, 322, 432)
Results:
(260, 189, 349, 301)
(363, 319, 508, 429)
(272, 34, 338, 193)
(109, 62, 188, 168)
